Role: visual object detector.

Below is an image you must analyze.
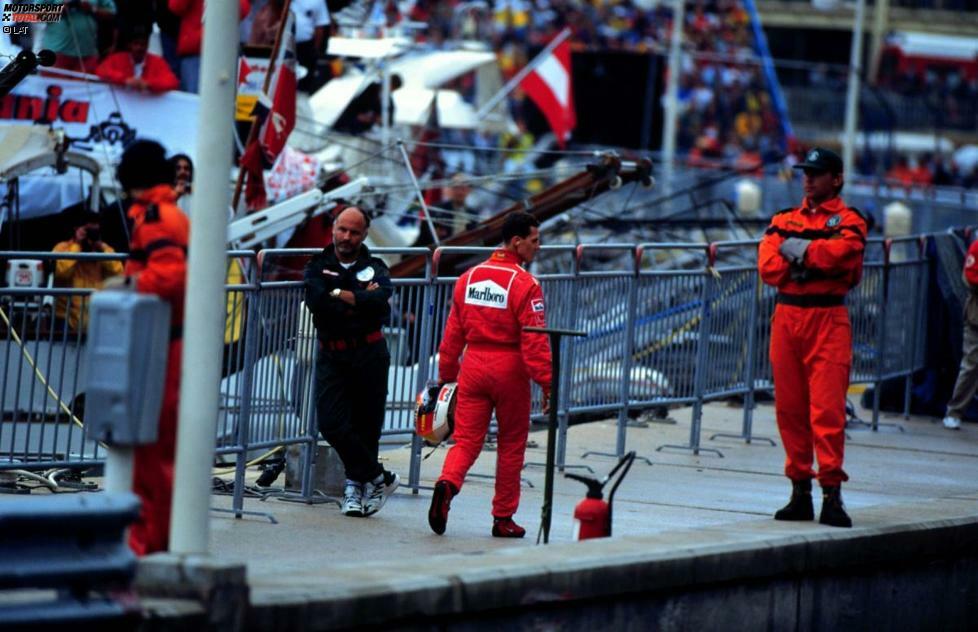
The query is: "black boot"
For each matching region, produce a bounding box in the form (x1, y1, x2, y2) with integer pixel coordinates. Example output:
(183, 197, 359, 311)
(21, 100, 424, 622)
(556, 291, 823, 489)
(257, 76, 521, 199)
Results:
(819, 485, 852, 528)
(774, 479, 814, 521)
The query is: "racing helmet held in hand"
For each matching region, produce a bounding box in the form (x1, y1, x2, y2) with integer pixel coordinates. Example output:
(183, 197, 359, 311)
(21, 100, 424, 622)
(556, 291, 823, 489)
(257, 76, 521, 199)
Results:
(415, 382, 458, 446)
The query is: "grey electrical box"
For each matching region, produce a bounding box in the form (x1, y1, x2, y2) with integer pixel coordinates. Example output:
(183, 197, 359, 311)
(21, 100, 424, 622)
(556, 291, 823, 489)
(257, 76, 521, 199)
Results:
(83, 290, 171, 446)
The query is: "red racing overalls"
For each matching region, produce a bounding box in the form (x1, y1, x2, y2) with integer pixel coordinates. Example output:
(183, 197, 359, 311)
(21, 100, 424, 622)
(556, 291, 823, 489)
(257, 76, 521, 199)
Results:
(437, 249, 551, 519)
(758, 196, 867, 486)
(125, 184, 189, 555)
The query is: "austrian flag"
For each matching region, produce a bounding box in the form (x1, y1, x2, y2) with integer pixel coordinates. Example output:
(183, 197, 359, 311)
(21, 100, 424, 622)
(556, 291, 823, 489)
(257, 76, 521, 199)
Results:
(519, 39, 576, 147)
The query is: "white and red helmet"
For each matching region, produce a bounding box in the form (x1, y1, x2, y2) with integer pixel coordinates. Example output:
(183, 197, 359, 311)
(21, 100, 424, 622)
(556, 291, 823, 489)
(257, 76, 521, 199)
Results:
(415, 382, 458, 446)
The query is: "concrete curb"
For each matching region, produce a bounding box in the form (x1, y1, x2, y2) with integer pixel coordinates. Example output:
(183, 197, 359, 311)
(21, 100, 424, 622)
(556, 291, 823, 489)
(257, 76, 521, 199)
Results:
(136, 553, 248, 630)
(239, 498, 978, 629)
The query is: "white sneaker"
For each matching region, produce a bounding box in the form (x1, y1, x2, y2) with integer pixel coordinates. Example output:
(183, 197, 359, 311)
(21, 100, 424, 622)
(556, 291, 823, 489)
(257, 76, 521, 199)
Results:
(342, 480, 364, 517)
(362, 471, 400, 517)
(943, 416, 962, 430)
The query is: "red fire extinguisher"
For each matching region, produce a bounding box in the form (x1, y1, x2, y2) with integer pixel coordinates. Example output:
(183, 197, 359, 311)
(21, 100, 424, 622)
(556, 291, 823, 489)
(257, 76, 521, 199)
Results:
(566, 451, 636, 540)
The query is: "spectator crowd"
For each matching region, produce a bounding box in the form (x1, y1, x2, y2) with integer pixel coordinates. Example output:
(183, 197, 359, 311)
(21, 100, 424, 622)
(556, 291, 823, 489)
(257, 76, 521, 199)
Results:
(7, 0, 976, 191)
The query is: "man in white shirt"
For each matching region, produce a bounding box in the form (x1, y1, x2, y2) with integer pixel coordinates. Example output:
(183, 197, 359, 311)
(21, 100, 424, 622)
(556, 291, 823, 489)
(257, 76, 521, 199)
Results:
(293, 0, 330, 92)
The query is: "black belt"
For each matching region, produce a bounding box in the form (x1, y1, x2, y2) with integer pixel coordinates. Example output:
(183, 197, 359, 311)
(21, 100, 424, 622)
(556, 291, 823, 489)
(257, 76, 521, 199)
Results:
(320, 330, 384, 351)
(776, 293, 846, 308)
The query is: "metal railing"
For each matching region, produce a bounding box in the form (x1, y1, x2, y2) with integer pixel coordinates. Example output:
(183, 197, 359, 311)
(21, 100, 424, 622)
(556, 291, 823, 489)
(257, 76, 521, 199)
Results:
(0, 238, 931, 513)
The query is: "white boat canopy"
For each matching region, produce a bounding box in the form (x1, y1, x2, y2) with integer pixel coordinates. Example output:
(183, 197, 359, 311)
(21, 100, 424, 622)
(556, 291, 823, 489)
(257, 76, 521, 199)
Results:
(392, 88, 478, 129)
(0, 126, 99, 182)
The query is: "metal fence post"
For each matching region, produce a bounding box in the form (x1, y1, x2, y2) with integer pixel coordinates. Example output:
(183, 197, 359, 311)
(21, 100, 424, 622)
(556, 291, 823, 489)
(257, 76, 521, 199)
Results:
(658, 245, 723, 457)
(740, 271, 761, 441)
(870, 239, 904, 433)
(710, 258, 774, 446)
(581, 247, 652, 465)
(229, 284, 260, 518)
(902, 237, 927, 419)
(614, 248, 641, 458)
(555, 247, 583, 470)
(407, 252, 435, 492)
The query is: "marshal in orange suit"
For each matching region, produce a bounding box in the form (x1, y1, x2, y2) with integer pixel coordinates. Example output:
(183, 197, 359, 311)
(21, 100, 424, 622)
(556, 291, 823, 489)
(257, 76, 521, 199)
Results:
(758, 147, 868, 528)
(116, 140, 189, 554)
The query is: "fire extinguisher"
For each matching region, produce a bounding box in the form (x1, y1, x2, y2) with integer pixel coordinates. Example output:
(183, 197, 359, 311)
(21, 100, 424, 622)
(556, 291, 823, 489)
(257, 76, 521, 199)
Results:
(566, 451, 636, 540)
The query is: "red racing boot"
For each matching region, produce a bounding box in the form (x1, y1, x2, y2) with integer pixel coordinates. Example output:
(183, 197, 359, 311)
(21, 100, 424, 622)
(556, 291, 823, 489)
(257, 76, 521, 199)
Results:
(491, 516, 526, 538)
(428, 480, 457, 535)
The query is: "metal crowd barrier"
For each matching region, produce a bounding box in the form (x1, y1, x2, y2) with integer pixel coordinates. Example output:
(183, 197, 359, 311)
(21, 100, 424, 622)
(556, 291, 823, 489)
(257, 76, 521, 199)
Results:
(0, 238, 931, 512)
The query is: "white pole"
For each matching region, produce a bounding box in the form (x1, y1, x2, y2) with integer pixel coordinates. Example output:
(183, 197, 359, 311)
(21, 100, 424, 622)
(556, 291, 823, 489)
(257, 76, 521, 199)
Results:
(475, 28, 573, 121)
(662, 0, 685, 200)
(169, 0, 239, 555)
(867, 0, 889, 90)
(843, 0, 866, 174)
(103, 447, 134, 494)
(381, 57, 391, 179)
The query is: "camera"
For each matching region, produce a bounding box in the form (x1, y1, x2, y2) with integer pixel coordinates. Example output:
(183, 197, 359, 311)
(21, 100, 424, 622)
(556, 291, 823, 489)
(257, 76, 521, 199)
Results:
(84, 225, 100, 243)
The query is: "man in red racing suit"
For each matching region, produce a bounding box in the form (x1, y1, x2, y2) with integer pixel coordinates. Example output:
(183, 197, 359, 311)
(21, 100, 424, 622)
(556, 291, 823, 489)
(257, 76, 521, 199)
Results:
(117, 140, 189, 554)
(758, 147, 867, 528)
(429, 212, 551, 538)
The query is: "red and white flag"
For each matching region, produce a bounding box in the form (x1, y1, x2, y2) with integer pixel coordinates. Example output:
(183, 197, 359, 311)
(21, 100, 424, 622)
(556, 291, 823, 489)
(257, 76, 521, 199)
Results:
(240, 10, 297, 210)
(519, 38, 576, 147)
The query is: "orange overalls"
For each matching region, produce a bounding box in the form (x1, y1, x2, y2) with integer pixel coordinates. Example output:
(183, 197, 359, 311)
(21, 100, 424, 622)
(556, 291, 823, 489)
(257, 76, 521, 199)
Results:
(758, 196, 867, 486)
(124, 184, 189, 555)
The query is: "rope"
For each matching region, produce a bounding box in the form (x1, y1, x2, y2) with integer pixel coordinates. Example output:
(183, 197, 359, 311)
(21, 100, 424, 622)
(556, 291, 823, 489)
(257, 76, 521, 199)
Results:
(0, 305, 86, 429)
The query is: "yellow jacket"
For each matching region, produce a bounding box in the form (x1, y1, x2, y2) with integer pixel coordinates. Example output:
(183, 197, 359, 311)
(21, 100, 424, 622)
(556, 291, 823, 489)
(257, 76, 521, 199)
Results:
(52, 240, 124, 332)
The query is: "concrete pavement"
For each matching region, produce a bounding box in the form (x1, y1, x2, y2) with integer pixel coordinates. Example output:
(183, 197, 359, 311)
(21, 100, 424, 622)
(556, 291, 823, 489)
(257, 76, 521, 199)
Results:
(204, 399, 978, 576)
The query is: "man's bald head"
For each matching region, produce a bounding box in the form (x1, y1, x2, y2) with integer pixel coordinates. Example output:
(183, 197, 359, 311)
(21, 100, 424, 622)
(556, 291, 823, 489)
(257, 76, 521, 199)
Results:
(337, 205, 371, 229)
(333, 206, 370, 262)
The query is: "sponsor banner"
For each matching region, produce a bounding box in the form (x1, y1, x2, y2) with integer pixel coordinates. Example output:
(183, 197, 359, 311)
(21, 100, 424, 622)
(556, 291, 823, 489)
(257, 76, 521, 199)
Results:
(2, 75, 199, 161)
(1, 75, 198, 218)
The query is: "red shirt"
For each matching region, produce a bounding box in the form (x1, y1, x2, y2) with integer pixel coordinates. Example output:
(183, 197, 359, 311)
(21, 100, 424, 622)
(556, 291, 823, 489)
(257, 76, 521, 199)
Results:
(758, 196, 868, 296)
(96, 52, 180, 92)
(168, 0, 251, 56)
(964, 240, 978, 287)
(438, 249, 552, 390)
(125, 185, 190, 326)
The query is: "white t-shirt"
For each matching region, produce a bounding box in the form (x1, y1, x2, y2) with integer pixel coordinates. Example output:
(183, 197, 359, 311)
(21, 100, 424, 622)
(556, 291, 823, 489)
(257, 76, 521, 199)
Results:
(293, 0, 330, 44)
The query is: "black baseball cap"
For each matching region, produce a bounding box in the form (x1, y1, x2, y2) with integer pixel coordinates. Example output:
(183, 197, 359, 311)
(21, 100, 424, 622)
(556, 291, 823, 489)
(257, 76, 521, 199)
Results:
(793, 147, 843, 174)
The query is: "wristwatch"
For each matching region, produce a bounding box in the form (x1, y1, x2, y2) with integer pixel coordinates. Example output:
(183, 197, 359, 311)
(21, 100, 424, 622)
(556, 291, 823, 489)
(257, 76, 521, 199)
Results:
(330, 288, 342, 298)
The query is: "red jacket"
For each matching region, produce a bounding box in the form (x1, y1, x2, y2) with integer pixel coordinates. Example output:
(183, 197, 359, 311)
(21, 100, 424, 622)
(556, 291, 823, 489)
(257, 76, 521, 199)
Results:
(169, 0, 251, 57)
(96, 52, 180, 92)
(965, 240, 978, 286)
(758, 196, 868, 296)
(125, 185, 190, 326)
(439, 249, 552, 390)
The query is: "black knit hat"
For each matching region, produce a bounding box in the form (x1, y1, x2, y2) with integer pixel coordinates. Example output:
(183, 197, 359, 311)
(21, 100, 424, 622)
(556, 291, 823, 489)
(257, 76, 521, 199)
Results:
(116, 139, 175, 192)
